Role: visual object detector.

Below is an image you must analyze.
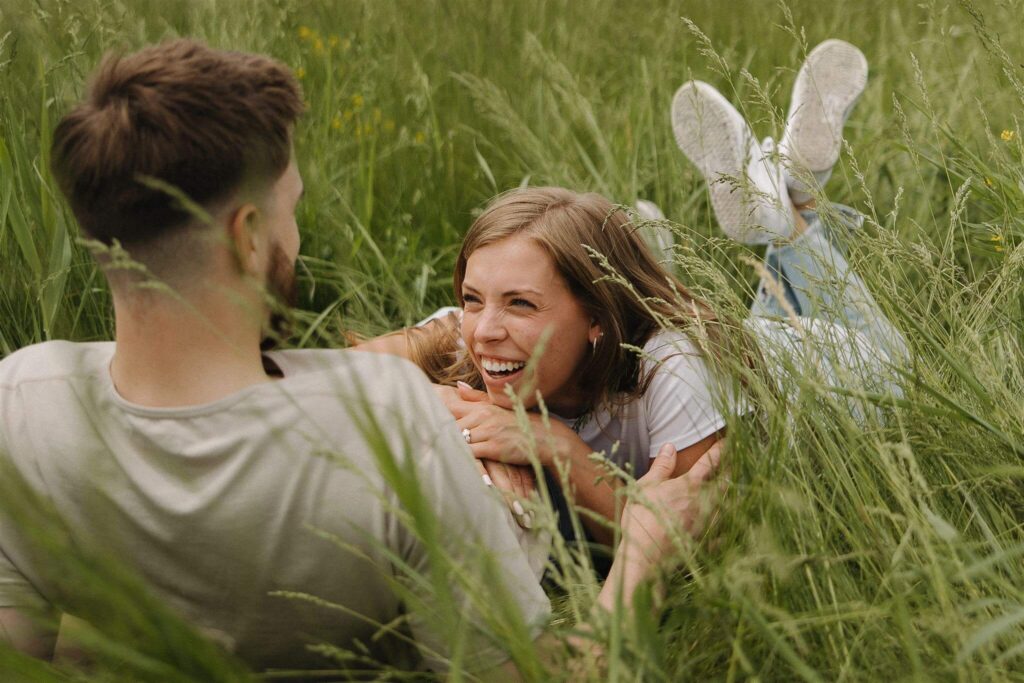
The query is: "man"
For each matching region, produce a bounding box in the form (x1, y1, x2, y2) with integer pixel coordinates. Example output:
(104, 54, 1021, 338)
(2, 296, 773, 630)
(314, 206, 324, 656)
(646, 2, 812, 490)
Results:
(0, 39, 719, 676)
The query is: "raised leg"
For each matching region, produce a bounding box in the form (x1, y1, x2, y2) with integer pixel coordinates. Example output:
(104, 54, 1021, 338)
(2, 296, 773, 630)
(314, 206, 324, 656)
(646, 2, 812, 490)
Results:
(749, 203, 908, 362)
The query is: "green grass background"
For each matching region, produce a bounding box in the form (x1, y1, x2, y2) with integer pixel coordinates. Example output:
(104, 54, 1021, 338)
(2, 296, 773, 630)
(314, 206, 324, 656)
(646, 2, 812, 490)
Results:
(2, 0, 1024, 679)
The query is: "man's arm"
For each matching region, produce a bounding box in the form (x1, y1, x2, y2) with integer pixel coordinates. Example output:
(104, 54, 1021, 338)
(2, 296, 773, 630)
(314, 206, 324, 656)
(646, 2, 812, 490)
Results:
(483, 442, 724, 679)
(0, 607, 56, 660)
(600, 441, 722, 608)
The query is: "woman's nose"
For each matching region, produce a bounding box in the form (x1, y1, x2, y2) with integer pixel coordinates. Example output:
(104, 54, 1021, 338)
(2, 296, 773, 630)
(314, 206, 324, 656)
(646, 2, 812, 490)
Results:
(474, 306, 507, 342)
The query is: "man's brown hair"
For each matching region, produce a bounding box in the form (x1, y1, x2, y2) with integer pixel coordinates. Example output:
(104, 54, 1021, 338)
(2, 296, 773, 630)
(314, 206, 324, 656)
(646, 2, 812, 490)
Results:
(51, 39, 303, 246)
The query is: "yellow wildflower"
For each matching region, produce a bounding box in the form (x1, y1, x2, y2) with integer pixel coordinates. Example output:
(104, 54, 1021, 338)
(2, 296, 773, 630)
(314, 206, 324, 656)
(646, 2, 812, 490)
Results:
(331, 116, 342, 131)
(328, 35, 339, 48)
(295, 67, 306, 80)
(351, 93, 364, 110)
(383, 119, 396, 133)
(414, 131, 426, 145)
(342, 109, 354, 121)
(313, 37, 324, 53)
(985, 177, 994, 187)
(1002, 129, 1016, 142)
(341, 38, 352, 52)
(298, 26, 312, 40)
(990, 233, 1003, 242)
(373, 107, 382, 123)
(995, 245, 1005, 253)
(363, 123, 373, 136)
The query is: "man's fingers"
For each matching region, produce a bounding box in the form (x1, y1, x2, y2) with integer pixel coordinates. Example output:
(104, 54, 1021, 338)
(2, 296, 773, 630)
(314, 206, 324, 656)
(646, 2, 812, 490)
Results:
(638, 443, 677, 487)
(686, 441, 724, 484)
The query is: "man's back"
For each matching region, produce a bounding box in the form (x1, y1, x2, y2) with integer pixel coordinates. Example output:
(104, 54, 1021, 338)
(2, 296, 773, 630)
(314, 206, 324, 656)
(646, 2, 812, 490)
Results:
(0, 342, 549, 671)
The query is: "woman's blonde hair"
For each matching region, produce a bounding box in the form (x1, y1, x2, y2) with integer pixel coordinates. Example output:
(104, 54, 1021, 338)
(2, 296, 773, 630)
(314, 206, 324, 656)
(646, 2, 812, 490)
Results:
(409, 186, 758, 410)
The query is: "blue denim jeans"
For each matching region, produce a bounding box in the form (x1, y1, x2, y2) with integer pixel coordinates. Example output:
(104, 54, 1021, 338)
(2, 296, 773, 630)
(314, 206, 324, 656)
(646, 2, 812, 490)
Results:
(749, 203, 908, 364)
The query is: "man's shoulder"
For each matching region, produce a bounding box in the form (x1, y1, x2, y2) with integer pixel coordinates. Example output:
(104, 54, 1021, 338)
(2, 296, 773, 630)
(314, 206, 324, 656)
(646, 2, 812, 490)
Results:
(0, 340, 113, 387)
(271, 348, 429, 386)
(270, 348, 442, 414)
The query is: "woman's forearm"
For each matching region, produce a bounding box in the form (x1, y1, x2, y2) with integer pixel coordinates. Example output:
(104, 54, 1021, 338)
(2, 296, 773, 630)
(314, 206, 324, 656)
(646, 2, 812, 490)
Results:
(350, 330, 411, 358)
(540, 423, 620, 546)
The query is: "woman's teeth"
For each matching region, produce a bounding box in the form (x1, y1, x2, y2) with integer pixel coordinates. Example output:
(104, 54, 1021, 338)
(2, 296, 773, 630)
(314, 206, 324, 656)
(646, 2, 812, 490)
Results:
(481, 358, 526, 376)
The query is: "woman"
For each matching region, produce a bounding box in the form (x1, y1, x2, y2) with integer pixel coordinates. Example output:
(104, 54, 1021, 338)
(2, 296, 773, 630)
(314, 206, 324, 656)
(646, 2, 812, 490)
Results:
(360, 40, 906, 544)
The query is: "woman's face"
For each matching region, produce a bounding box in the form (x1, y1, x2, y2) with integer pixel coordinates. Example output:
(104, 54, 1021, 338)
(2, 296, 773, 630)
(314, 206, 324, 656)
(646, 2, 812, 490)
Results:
(461, 235, 599, 415)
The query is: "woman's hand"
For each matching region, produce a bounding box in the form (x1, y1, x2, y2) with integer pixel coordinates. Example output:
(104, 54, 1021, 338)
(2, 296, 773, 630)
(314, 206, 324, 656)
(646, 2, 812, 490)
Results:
(479, 459, 537, 529)
(438, 382, 571, 467)
(435, 384, 539, 528)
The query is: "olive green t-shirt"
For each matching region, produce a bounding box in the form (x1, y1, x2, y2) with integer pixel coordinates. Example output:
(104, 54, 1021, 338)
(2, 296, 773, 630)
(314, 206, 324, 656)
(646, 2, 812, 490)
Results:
(0, 341, 549, 672)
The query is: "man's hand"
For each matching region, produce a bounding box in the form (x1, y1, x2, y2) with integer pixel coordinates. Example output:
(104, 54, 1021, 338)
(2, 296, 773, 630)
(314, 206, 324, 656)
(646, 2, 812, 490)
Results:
(617, 441, 724, 575)
(0, 607, 56, 660)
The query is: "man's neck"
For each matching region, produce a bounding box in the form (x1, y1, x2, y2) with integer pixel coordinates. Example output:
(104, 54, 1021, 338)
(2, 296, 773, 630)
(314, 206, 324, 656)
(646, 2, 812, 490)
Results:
(109, 289, 272, 408)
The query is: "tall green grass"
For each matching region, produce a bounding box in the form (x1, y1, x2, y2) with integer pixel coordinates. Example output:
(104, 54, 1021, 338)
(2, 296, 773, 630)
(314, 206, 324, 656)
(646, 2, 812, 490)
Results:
(1, 0, 1024, 679)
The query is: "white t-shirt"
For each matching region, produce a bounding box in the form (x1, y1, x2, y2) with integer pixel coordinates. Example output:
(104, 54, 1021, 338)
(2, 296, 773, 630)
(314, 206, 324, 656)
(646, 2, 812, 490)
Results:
(552, 330, 732, 477)
(558, 319, 889, 476)
(0, 341, 550, 672)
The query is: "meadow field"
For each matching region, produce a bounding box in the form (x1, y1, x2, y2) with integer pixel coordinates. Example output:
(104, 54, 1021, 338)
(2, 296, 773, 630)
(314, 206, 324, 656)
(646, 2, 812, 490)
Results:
(2, 0, 1024, 679)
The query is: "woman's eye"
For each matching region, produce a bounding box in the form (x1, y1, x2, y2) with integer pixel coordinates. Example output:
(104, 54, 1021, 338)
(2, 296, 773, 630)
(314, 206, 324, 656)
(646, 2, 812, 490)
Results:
(510, 298, 535, 309)
(462, 293, 481, 306)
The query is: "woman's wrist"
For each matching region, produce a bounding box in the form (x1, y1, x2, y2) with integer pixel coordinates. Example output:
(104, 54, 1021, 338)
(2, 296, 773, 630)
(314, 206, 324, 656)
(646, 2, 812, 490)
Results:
(533, 417, 584, 468)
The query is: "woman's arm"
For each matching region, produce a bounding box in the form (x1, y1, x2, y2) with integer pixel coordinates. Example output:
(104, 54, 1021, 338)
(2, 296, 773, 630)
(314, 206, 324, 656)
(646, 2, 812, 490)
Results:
(350, 330, 412, 359)
(443, 383, 721, 546)
(350, 309, 462, 377)
(543, 423, 720, 545)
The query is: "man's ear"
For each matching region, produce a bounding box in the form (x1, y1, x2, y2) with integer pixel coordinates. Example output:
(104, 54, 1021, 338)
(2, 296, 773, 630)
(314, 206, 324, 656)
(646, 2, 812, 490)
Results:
(227, 203, 261, 275)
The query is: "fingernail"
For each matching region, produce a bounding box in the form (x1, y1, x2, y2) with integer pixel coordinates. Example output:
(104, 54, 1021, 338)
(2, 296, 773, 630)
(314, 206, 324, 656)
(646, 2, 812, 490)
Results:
(457, 381, 473, 391)
(512, 500, 525, 516)
(520, 511, 533, 530)
(482, 474, 495, 487)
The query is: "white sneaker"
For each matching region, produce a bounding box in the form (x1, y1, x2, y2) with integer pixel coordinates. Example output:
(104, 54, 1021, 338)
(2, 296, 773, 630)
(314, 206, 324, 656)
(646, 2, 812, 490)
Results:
(779, 39, 868, 203)
(671, 80, 795, 244)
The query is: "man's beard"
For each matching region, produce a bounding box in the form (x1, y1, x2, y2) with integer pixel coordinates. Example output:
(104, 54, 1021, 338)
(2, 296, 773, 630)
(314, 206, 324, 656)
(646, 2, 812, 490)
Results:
(261, 241, 298, 350)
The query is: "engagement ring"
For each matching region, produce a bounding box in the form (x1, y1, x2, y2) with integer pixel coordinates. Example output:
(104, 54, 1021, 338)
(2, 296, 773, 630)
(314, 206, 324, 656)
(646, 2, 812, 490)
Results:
(461, 428, 472, 444)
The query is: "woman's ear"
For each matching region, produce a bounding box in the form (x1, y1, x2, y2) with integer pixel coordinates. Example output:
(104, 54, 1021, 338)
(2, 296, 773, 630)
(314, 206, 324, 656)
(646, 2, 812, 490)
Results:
(227, 203, 261, 275)
(589, 317, 603, 344)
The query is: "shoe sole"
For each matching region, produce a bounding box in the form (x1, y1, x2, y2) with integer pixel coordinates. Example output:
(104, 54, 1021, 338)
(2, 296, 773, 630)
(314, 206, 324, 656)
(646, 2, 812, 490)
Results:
(785, 39, 868, 173)
(671, 81, 752, 241)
